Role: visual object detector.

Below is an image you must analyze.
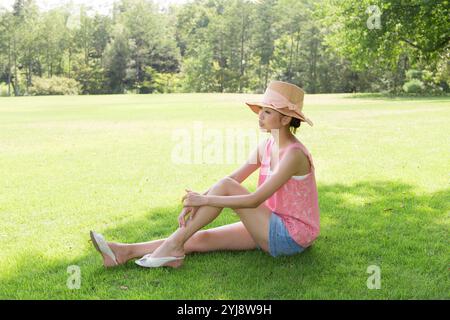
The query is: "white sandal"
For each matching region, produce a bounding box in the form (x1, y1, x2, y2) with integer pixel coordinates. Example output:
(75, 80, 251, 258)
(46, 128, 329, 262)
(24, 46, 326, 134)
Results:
(135, 254, 185, 268)
(90, 231, 119, 266)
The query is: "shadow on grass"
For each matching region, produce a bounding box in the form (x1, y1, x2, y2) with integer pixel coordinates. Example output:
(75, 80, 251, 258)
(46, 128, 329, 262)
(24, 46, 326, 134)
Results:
(342, 92, 450, 101)
(1, 181, 448, 299)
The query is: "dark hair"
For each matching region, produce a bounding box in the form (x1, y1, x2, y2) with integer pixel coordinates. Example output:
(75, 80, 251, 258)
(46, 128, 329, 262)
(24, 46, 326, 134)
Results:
(289, 117, 301, 134)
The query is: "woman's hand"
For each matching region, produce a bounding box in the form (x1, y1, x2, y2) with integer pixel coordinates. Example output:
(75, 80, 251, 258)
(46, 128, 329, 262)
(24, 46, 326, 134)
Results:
(178, 206, 199, 228)
(182, 189, 209, 207)
(178, 189, 207, 228)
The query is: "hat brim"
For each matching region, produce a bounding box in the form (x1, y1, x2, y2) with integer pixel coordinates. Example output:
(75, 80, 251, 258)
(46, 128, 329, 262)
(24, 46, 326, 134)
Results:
(245, 102, 314, 127)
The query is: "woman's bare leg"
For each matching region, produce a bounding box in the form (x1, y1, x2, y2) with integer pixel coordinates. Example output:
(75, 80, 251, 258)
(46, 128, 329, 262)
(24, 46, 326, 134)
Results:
(100, 177, 272, 267)
(147, 177, 272, 267)
(106, 221, 257, 265)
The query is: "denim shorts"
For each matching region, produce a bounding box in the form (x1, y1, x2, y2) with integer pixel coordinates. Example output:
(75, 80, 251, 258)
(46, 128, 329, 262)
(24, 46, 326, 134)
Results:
(257, 212, 305, 257)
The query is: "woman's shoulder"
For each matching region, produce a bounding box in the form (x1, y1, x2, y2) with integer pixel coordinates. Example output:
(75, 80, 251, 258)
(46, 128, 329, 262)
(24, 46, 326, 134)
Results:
(284, 142, 311, 175)
(290, 138, 310, 153)
(285, 145, 309, 161)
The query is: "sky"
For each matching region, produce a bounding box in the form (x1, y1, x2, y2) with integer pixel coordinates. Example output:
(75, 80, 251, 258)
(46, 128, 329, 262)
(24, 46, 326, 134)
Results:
(0, 0, 189, 15)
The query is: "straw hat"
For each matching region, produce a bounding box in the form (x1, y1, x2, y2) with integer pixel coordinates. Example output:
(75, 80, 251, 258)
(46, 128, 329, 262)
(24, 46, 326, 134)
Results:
(245, 80, 313, 126)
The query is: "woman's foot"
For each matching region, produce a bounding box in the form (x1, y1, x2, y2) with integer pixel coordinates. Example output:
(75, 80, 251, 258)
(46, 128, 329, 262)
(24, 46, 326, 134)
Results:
(98, 242, 129, 268)
(148, 237, 185, 268)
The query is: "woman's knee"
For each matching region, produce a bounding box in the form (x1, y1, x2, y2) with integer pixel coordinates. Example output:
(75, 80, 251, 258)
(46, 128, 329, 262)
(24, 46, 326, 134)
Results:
(184, 230, 210, 253)
(211, 177, 238, 195)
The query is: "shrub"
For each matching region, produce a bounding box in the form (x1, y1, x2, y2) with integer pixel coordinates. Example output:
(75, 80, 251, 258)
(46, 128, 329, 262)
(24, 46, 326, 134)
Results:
(0, 83, 9, 97)
(29, 77, 81, 96)
(139, 66, 183, 93)
(403, 79, 425, 93)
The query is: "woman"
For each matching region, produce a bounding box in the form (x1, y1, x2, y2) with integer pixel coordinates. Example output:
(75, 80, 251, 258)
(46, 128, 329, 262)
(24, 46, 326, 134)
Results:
(90, 80, 320, 268)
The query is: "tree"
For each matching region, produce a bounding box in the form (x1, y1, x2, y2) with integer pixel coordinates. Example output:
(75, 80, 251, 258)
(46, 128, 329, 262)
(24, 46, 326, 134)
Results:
(0, 9, 13, 96)
(0, 0, 446, 96)
(322, 0, 450, 91)
(115, 0, 180, 93)
(103, 24, 130, 93)
(251, 0, 278, 91)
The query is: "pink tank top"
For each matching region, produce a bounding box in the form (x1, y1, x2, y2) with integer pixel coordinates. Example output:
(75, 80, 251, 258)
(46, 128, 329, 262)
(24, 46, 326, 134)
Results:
(258, 136, 320, 248)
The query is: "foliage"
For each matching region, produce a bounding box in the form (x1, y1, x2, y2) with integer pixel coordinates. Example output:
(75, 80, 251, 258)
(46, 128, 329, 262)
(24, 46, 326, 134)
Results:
(402, 79, 424, 94)
(28, 76, 81, 95)
(0, 83, 9, 96)
(0, 0, 448, 95)
(321, 0, 449, 93)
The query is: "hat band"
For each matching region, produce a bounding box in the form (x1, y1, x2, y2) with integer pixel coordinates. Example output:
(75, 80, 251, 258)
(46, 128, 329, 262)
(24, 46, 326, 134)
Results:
(262, 88, 298, 111)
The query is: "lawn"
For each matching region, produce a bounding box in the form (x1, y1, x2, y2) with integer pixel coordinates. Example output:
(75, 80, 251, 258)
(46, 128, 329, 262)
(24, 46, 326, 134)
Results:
(0, 93, 448, 299)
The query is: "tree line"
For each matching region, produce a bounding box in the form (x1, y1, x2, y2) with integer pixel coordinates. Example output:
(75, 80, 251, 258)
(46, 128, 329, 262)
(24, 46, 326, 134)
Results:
(0, 0, 448, 96)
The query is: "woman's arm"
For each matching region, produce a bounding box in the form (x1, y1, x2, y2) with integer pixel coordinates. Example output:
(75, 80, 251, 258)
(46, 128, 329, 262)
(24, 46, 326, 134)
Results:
(206, 194, 255, 209)
(226, 138, 266, 183)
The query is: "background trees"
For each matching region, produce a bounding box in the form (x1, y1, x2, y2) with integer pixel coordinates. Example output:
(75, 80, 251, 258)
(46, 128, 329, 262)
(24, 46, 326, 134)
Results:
(322, 0, 449, 93)
(0, 0, 448, 96)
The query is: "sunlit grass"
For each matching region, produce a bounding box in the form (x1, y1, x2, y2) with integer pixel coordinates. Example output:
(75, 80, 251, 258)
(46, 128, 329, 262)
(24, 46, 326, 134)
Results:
(0, 93, 448, 299)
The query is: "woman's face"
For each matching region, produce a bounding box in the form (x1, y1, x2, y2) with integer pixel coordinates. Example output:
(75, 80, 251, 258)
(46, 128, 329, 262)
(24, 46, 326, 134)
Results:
(258, 107, 288, 132)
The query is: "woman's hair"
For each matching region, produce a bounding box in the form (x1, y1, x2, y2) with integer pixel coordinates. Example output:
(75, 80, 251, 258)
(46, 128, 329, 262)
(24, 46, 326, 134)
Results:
(289, 117, 301, 134)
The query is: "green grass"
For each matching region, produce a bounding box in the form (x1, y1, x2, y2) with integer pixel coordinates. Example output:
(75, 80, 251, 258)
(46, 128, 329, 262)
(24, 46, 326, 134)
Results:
(0, 93, 449, 299)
